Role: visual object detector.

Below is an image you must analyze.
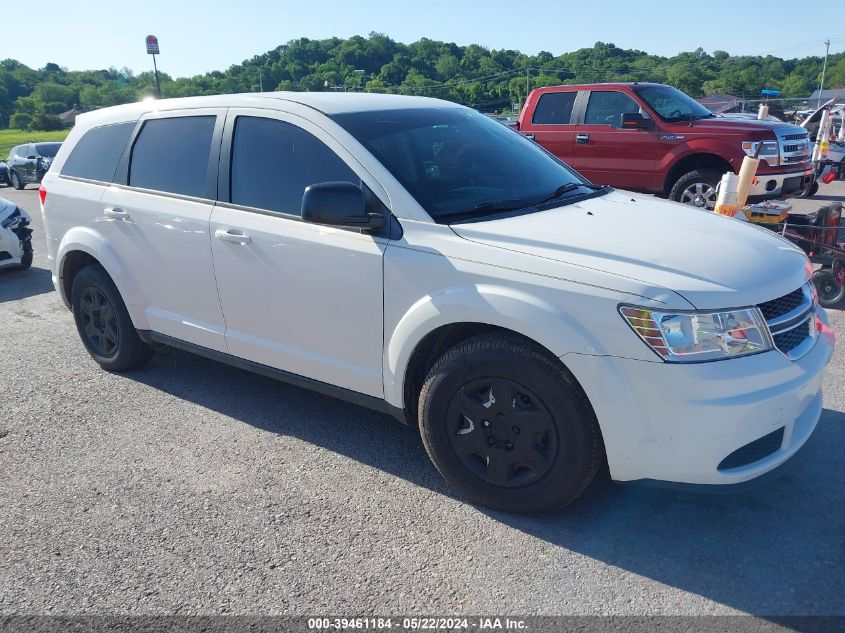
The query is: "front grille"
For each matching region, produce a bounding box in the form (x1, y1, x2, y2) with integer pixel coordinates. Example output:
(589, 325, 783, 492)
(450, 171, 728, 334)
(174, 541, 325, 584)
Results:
(718, 428, 785, 470)
(773, 319, 810, 353)
(758, 284, 816, 360)
(759, 287, 804, 320)
(783, 144, 800, 153)
(781, 132, 809, 141)
(783, 154, 810, 164)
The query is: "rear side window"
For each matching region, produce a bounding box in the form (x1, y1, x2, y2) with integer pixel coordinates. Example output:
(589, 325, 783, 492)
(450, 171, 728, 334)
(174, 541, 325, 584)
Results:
(532, 92, 577, 125)
(230, 116, 358, 214)
(62, 122, 135, 182)
(129, 116, 215, 198)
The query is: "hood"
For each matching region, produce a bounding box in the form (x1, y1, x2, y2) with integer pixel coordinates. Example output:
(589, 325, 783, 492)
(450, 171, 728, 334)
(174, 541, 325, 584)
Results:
(0, 197, 29, 223)
(669, 116, 804, 137)
(449, 191, 809, 310)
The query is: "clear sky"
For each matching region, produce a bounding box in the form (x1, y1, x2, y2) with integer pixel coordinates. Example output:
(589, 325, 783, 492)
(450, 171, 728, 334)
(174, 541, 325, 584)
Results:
(14, 0, 845, 78)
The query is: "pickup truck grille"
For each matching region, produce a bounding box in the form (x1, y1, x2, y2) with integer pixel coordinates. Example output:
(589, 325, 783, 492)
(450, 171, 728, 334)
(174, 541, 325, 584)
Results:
(758, 283, 817, 360)
(775, 129, 811, 168)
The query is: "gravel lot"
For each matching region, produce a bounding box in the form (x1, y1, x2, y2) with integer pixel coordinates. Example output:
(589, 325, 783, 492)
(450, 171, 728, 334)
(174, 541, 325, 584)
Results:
(1, 184, 844, 617)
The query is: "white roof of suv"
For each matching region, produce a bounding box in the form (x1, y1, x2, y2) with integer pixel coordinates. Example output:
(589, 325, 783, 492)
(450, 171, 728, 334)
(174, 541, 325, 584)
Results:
(75, 92, 461, 128)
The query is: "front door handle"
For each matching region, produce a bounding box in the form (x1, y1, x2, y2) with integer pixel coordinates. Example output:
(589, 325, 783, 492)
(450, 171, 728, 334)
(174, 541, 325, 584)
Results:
(576, 133, 590, 144)
(104, 207, 129, 219)
(215, 229, 251, 244)
(524, 133, 535, 140)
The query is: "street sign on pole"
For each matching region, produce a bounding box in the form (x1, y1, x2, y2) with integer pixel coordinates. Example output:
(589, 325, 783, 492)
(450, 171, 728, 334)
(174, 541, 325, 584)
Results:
(145, 35, 160, 55)
(145, 35, 162, 99)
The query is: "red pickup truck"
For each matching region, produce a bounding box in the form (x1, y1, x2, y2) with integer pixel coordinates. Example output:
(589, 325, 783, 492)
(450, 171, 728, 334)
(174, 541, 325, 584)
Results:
(516, 83, 815, 208)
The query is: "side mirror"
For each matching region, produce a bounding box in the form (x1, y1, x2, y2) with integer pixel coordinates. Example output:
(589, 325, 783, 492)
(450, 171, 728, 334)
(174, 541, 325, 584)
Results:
(301, 182, 386, 231)
(621, 113, 650, 129)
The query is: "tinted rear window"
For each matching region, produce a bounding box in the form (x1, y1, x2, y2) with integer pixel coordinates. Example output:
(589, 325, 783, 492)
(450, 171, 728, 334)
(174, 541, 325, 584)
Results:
(61, 123, 135, 182)
(35, 143, 62, 158)
(532, 92, 577, 124)
(230, 116, 358, 214)
(129, 116, 215, 197)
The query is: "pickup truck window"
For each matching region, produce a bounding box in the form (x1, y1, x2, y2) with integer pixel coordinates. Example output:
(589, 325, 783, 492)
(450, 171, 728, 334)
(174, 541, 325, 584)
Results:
(230, 116, 359, 215)
(633, 85, 714, 123)
(333, 108, 595, 223)
(584, 91, 644, 128)
(532, 92, 577, 125)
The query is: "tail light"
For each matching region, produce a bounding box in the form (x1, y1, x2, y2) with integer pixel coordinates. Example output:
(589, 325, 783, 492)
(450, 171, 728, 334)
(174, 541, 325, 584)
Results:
(39, 184, 47, 209)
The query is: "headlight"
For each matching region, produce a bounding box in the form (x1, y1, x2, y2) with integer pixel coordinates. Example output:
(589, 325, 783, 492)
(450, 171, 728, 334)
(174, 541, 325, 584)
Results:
(742, 140, 779, 157)
(620, 306, 773, 362)
(1, 210, 21, 230)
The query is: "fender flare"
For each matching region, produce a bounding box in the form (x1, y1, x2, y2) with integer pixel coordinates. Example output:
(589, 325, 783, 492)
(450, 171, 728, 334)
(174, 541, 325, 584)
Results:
(56, 227, 150, 329)
(383, 283, 607, 409)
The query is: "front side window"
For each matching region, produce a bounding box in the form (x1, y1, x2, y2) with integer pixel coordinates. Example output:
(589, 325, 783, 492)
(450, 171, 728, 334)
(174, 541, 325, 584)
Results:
(584, 91, 646, 128)
(62, 122, 135, 182)
(230, 116, 359, 214)
(633, 85, 714, 122)
(129, 116, 215, 197)
(333, 108, 600, 223)
(532, 92, 577, 125)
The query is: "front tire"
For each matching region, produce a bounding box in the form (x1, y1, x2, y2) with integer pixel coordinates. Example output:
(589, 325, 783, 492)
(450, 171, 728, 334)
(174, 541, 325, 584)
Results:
(6, 249, 32, 272)
(9, 171, 24, 190)
(418, 334, 604, 513)
(812, 268, 845, 309)
(71, 264, 153, 371)
(669, 168, 721, 209)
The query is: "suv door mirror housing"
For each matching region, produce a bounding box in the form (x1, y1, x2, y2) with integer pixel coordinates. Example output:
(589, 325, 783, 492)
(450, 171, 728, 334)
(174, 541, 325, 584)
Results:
(621, 112, 650, 129)
(301, 181, 386, 230)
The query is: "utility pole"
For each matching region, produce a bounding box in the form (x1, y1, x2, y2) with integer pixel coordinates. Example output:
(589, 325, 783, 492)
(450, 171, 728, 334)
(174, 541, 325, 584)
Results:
(258, 68, 263, 92)
(526, 66, 530, 105)
(818, 39, 830, 107)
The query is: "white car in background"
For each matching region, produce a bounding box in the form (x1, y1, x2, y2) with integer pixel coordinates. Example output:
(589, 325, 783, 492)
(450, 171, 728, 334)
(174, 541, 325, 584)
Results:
(0, 197, 33, 271)
(41, 93, 834, 513)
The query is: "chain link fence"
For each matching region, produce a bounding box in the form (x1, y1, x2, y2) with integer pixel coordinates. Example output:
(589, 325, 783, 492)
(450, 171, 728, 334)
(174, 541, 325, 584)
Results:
(702, 96, 823, 124)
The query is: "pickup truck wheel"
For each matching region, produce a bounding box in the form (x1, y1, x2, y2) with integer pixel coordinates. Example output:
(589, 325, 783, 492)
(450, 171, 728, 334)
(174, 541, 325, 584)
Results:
(418, 334, 603, 513)
(669, 169, 721, 209)
(812, 269, 845, 309)
(71, 264, 153, 371)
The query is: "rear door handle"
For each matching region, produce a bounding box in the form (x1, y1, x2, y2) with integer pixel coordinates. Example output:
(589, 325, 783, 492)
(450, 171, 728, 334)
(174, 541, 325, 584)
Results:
(576, 133, 590, 144)
(215, 229, 251, 244)
(524, 133, 535, 140)
(104, 207, 129, 219)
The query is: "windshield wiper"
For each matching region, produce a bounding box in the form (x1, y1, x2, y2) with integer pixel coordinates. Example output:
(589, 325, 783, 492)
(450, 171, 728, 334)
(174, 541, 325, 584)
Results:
(535, 182, 607, 206)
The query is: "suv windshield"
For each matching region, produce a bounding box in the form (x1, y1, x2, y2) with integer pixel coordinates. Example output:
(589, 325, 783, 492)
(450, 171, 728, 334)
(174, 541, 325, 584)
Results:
(332, 108, 607, 223)
(634, 85, 714, 123)
(35, 143, 61, 158)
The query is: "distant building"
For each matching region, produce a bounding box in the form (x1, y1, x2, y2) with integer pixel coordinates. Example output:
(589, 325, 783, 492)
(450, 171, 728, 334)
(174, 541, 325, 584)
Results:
(809, 88, 845, 103)
(697, 94, 741, 114)
(58, 105, 83, 127)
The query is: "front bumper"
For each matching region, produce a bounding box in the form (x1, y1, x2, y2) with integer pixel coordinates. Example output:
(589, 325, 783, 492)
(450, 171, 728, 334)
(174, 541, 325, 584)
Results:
(750, 166, 815, 199)
(563, 307, 834, 485)
(0, 222, 32, 267)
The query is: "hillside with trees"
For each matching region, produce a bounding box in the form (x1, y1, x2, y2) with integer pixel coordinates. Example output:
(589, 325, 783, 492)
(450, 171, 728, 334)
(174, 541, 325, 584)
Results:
(2, 34, 843, 128)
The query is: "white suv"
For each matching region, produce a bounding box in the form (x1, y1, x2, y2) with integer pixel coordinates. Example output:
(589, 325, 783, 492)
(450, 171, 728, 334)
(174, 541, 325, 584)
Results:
(41, 93, 834, 513)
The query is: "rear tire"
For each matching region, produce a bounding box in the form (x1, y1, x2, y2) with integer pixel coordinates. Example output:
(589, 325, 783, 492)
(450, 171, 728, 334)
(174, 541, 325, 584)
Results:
(812, 269, 845, 309)
(418, 334, 604, 514)
(669, 168, 722, 209)
(9, 171, 24, 190)
(71, 264, 153, 371)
